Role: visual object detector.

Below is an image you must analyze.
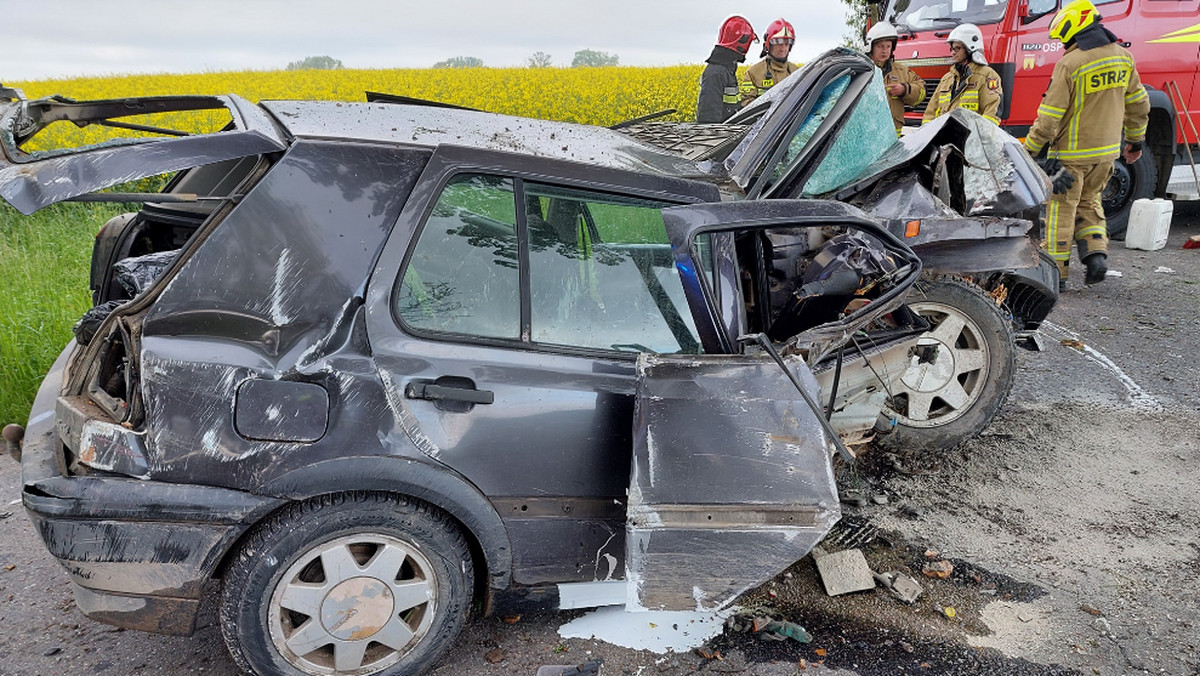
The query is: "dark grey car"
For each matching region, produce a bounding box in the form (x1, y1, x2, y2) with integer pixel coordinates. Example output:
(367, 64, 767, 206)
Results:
(1, 78, 927, 673)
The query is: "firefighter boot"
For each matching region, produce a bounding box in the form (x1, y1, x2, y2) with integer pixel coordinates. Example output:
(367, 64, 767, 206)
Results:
(1083, 252, 1108, 285)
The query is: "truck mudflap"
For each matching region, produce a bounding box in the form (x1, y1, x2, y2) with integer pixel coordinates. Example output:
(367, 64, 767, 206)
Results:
(626, 353, 840, 612)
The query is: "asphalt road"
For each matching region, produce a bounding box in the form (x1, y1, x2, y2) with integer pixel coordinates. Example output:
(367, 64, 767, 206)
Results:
(2, 206, 1198, 676)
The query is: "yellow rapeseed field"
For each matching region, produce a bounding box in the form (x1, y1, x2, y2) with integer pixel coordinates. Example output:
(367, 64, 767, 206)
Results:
(10, 65, 708, 151)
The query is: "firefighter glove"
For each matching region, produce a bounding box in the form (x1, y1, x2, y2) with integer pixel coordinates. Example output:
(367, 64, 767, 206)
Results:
(1039, 157, 1075, 195)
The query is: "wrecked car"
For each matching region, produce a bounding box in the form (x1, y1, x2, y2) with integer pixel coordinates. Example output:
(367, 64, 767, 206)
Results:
(1, 82, 927, 674)
(620, 47, 1059, 451)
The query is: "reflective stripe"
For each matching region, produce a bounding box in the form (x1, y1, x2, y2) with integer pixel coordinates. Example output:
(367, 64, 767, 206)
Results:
(1125, 87, 1148, 103)
(1025, 138, 1046, 153)
(1076, 224, 1107, 238)
(1037, 103, 1067, 119)
(1046, 200, 1070, 261)
(1125, 123, 1148, 138)
(1051, 144, 1122, 160)
(983, 114, 1000, 124)
(723, 85, 740, 104)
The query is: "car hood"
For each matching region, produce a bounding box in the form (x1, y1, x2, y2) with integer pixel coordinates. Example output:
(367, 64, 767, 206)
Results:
(0, 94, 286, 215)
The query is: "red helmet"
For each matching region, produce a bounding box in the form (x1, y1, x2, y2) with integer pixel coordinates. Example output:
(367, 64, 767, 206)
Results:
(717, 15, 759, 54)
(760, 18, 796, 58)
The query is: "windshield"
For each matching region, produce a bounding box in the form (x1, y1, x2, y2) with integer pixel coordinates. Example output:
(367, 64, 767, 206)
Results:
(883, 0, 1008, 31)
(762, 68, 896, 198)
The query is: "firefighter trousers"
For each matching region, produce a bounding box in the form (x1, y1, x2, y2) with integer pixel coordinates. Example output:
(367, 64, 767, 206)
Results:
(1043, 160, 1113, 279)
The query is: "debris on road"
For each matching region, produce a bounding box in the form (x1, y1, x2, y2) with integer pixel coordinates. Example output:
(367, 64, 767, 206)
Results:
(873, 570, 924, 604)
(484, 647, 505, 664)
(536, 658, 603, 676)
(1154, 266, 1175, 273)
(1061, 339, 1086, 351)
(725, 614, 813, 643)
(922, 560, 954, 579)
(1184, 234, 1200, 249)
(812, 547, 876, 596)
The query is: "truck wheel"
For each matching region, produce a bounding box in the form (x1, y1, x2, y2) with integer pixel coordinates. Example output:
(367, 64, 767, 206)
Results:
(220, 492, 474, 676)
(1103, 145, 1156, 241)
(878, 277, 1015, 453)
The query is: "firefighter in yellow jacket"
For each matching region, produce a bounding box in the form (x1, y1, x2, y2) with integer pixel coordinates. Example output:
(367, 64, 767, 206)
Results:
(1024, 0, 1149, 288)
(866, 22, 925, 133)
(922, 24, 1003, 124)
(740, 18, 799, 105)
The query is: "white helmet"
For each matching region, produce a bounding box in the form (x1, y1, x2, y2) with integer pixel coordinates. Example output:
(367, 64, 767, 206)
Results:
(947, 23, 988, 65)
(865, 21, 899, 47)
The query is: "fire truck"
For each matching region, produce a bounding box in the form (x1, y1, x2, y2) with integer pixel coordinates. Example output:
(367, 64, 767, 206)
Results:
(869, 0, 1200, 237)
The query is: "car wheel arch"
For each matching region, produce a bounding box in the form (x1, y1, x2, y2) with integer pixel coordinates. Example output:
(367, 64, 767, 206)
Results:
(213, 456, 512, 598)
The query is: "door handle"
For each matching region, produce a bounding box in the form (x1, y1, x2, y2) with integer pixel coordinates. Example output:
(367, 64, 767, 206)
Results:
(405, 381, 494, 404)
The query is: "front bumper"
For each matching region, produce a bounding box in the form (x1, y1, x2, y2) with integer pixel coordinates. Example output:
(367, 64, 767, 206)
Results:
(22, 347, 283, 635)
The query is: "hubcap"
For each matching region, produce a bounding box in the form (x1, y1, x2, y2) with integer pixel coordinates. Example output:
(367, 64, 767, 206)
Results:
(1103, 160, 1132, 213)
(888, 300, 990, 428)
(321, 577, 394, 641)
(269, 534, 437, 675)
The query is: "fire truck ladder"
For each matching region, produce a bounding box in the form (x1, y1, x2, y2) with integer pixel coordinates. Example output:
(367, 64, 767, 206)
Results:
(1165, 80, 1200, 199)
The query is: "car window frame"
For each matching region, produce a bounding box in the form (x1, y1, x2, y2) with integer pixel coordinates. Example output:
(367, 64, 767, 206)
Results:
(383, 146, 721, 361)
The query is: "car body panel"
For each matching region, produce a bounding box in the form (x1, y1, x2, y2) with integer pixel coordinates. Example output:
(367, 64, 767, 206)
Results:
(0, 95, 286, 215)
(627, 353, 839, 611)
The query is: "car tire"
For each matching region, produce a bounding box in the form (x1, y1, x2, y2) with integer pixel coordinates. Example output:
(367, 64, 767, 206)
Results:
(1103, 145, 1156, 241)
(878, 277, 1016, 453)
(219, 492, 474, 676)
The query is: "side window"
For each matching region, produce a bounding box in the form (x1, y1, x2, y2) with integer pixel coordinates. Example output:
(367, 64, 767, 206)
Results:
(396, 174, 519, 338)
(525, 183, 701, 354)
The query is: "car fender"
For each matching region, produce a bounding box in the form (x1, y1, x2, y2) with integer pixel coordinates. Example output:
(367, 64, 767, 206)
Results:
(259, 455, 513, 590)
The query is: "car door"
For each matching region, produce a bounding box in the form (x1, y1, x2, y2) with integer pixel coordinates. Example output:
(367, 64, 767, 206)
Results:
(365, 147, 719, 585)
(625, 200, 924, 611)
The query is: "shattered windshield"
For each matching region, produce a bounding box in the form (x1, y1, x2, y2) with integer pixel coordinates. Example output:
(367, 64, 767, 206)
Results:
(883, 0, 1007, 31)
(799, 69, 896, 196)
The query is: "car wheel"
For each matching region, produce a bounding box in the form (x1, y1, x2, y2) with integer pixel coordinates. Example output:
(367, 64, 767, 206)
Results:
(1102, 145, 1156, 241)
(219, 492, 474, 676)
(878, 277, 1015, 453)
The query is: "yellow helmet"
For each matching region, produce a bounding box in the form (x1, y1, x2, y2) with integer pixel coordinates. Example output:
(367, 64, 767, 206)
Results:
(1049, 0, 1100, 43)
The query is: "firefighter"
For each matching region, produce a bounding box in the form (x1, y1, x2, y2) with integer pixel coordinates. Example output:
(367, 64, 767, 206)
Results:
(866, 22, 925, 133)
(741, 18, 799, 105)
(1024, 0, 1149, 288)
(922, 24, 1003, 124)
(697, 16, 758, 123)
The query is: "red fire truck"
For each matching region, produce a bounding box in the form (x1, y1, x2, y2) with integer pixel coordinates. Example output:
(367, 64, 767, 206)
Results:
(870, 0, 1200, 236)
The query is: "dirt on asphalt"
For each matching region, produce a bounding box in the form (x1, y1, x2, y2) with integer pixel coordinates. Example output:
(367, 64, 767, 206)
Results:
(1, 208, 1198, 676)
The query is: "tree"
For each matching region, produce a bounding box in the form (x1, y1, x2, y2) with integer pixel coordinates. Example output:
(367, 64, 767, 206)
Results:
(286, 56, 344, 71)
(433, 56, 485, 69)
(841, 0, 876, 46)
(527, 52, 553, 68)
(571, 50, 619, 68)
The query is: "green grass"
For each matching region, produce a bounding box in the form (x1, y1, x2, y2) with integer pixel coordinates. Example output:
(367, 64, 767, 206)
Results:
(0, 202, 122, 424)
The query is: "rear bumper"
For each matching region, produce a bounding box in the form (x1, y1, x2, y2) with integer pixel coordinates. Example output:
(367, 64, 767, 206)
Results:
(22, 348, 284, 635)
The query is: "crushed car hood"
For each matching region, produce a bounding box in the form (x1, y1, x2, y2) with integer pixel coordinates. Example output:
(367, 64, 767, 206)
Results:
(0, 94, 286, 214)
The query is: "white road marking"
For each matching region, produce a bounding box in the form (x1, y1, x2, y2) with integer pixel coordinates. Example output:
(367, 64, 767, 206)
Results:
(1040, 321, 1163, 412)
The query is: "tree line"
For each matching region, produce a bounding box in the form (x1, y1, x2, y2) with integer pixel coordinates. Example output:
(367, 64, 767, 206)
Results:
(284, 51, 621, 71)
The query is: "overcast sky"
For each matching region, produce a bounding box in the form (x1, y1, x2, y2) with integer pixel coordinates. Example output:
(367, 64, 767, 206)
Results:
(2, 0, 854, 82)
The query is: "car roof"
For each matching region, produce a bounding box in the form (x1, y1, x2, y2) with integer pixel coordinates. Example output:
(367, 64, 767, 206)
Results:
(259, 100, 709, 179)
